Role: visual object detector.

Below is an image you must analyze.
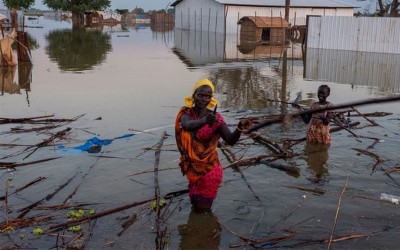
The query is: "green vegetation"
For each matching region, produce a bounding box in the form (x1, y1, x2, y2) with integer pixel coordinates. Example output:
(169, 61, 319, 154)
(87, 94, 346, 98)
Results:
(2, 0, 35, 10)
(43, 0, 111, 12)
(115, 9, 129, 15)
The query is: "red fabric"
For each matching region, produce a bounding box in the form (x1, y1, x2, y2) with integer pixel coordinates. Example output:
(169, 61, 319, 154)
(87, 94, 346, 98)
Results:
(189, 163, 223, 200)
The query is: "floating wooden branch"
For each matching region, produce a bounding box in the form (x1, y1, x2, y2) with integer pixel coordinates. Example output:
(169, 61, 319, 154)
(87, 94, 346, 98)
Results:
(48, 198, 153, 231)
(352, 148, 384, 175)
(0, 157, 60, 170)
(248, 95, 400, 133)
(327, 175, 349, 250)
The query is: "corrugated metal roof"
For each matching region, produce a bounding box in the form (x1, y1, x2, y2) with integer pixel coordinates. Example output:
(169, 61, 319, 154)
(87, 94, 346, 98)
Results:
(172, 0, 356, 8)
(238, 16, 289, 28)
(217, 0, 355, 8)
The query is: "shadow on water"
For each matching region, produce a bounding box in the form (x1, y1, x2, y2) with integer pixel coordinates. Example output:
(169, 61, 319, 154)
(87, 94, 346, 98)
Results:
(45, 28, 112, 72)
(178, 210, 221, 250)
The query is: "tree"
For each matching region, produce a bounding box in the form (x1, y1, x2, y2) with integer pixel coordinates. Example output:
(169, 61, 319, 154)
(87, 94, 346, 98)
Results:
(2, 0, 35, 29)
(2, 0, 34, 9)
(376, 0, 400, 16)
(115, 9, 129, 15)
(43, 0, 111, 28)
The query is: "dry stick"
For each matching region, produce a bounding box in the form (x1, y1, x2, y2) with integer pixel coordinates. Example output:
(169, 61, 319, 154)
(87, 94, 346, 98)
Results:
(361, 136, 381, 149)
(0, 115, 55, 124)
(0, 128, 70, 160)
(153, 131, 168, 250)
(223, 154, 294, 170)
(385, 166, 400, 174)
(4, 180, 10, 228)
(127, 166, 179, 177)
(353, 107, 400, 136)
(117, 214, 137, 237)
(0, 157, 60, 169)
(352, 111, 393, 117)
(17, 172, 78, 219)
(271, 195, 307, 229)
(327, 175, 349, 250)
(9, 125, 59, 133)
(48, 198, 153, 231)
(352, 148, 400, 187)
(282, 185, 326, 195)
(218, 219, 295, 247)
(248, 95, 400, 133)
(220, 146, 237, 163)
(224, 150, 267, 237)
(23, 127, 72, 160)
(250, 134, 288, 154)
(0, 143, 37, 147)
(0, 215, 52, 231)
(35, 203, 94, 210)
(62, 162, 97, 204)
(0, 176, 46, 201)
(329, 118, 361, 141)
(352, 148, 384, 175)
(352, 107, 379, 126)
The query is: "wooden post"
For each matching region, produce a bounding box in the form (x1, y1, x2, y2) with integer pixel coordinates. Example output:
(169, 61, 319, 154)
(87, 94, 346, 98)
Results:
(285, 0, 290, 22)
(16, 31, 32, 63)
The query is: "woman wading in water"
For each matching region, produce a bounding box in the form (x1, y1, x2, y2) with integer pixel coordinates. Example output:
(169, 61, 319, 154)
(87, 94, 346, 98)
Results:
(175, 78, 252, 213)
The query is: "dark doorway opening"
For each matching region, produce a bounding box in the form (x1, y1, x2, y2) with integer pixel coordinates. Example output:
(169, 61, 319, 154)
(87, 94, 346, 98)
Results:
(262, 28, 270, 42)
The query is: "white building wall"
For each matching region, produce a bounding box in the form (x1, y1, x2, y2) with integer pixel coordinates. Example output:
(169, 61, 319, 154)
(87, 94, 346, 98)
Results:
(174, 1, 354, 33)
(307, 16, 400, 54)
(224, 5, 354, 34)
(174, 0, 225, 32)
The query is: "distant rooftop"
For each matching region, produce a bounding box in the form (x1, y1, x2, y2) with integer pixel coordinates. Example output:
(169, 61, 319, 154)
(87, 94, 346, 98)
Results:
(172, 0, 355, 8)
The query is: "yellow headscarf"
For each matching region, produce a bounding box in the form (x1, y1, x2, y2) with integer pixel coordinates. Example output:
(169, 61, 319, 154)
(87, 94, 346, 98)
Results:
(184, 78, 218, 109)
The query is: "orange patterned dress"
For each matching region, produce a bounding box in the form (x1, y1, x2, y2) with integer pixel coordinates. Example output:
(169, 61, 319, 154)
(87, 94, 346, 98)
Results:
(306, 102, 334, 145)
(175, 107, 225, 203)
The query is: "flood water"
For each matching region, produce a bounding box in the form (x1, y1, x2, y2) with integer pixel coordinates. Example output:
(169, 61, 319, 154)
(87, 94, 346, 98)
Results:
(1, 16, 400, 249)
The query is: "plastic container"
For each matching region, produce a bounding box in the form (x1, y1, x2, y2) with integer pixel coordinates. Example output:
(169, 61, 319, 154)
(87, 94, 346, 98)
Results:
(380, 193, 400, 204)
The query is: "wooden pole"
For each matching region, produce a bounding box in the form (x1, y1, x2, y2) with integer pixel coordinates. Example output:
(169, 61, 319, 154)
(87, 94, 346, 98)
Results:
(285, 0, 291, 22)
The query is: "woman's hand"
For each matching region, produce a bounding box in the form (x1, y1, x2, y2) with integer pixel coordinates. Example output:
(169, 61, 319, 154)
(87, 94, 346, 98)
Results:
(204, 113, 216, 125)
(237, 119, 253, 132)
(321, 116, 330, 125)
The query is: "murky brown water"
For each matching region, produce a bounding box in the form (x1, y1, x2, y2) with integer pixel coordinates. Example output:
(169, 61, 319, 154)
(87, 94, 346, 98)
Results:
(1, 16, 400, 249)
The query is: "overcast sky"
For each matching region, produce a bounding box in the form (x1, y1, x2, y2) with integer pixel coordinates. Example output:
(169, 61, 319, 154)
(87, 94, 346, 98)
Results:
(0, 0, 173, 11)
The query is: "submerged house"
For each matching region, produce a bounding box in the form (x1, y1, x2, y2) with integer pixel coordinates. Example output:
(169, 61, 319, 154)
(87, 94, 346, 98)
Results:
(171, 0, 355, 33)
(85, 10, 122, 26)
(238, 16, 289, 44)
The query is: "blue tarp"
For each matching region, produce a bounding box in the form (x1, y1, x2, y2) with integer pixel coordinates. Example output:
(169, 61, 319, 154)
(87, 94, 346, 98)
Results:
(58, 133, 135, 153)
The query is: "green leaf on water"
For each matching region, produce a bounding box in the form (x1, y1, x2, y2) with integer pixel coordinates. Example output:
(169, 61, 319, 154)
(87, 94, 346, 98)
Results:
(67, 225, 82, 233)
(33, 228, 43, 235)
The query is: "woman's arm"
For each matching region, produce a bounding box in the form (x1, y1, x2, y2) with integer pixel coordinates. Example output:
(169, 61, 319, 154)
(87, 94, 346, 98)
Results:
(180, 113, 206, 131)
(180, 112, 216, 131)
(218, 123, 242, 146)
(219, 119, 252, 146)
